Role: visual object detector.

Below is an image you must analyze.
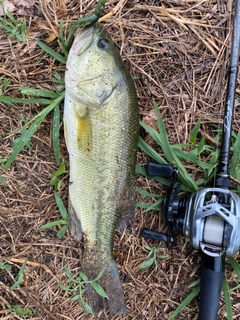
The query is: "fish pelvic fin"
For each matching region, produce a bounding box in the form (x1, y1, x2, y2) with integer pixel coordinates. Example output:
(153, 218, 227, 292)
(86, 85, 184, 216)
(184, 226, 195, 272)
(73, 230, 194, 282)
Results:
(116, 181, 136, 234)
(82, 248, 127, 314)
(68, 197, 83, 241)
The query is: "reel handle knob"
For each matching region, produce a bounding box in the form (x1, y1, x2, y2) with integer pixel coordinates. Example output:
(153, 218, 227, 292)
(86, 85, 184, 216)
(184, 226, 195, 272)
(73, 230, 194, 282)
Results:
(146, 162, 176, 178)
(141, 228, 172, 242)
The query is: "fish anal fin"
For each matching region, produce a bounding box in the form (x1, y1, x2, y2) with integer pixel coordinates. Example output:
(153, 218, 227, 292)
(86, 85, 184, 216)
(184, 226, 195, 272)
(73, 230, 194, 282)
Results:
(116, 182, 135, 234)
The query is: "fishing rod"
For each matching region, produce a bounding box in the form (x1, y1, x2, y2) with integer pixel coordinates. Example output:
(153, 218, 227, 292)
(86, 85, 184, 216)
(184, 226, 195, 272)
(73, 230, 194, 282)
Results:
(141, 1, 240, 319)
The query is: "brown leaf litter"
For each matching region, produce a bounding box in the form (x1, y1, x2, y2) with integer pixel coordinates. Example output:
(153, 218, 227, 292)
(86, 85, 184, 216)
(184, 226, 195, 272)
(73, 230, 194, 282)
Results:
(0, 0, 240, 319)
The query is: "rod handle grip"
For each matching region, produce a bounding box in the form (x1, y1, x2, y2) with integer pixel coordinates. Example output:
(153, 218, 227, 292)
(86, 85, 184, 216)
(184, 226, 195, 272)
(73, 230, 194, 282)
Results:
(198, 263, 224, 320)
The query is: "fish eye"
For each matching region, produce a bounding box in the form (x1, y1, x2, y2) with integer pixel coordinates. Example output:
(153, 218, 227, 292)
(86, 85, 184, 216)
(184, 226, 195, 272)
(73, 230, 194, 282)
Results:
(97, 38, 110, 50)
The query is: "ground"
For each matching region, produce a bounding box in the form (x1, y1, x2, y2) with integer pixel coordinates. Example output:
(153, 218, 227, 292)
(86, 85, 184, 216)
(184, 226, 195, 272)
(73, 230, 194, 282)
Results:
(0, 0, 240, 319)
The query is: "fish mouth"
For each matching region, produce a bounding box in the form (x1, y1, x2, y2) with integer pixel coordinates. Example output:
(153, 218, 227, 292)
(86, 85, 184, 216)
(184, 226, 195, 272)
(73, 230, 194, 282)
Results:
(76, 25, 95, 42)
(72, 25, 95, 56)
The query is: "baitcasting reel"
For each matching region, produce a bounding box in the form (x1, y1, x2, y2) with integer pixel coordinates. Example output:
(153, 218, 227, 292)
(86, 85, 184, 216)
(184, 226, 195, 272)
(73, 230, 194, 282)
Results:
(142, 161, 240, 259)
(141, 162, 240, 320)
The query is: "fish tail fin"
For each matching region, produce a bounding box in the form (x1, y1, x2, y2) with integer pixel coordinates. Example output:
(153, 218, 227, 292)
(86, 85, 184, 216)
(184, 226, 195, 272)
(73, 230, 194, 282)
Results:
(82, 250, 126, 314)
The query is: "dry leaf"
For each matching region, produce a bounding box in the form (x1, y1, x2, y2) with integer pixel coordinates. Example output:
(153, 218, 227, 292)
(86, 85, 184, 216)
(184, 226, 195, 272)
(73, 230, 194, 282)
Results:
(0, 0, 34, 15)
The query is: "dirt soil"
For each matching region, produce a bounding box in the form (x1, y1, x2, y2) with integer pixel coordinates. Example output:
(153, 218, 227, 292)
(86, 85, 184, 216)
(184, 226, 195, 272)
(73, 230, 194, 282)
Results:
(1, 0, 240, 319)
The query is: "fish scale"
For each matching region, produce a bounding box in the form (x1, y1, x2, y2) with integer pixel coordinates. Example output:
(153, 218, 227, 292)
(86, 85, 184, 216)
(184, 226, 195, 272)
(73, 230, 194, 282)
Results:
(64, 22, 139, 314)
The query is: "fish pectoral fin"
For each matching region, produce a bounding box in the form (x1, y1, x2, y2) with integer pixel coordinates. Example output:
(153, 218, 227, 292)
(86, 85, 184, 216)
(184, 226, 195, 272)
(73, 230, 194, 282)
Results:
(68, 198, 83, 241)
(74, 106, 92, 154)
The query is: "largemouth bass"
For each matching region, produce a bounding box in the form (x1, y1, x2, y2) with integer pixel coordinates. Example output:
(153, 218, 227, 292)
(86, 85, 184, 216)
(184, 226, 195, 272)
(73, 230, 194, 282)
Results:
(64, 22, 139, 314)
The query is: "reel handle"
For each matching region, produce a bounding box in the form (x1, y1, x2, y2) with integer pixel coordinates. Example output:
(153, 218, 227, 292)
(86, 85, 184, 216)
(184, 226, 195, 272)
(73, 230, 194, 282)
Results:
(198, 254, 225, 320)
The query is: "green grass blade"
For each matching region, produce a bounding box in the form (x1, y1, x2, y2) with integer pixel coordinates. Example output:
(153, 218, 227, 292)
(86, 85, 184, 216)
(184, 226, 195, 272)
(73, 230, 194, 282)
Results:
(152, 100, 198, 191)
(139, 257, 155, 269)
(4, 92, 65, 137)
(80, 270, 88, 282)
(21, 88, 61, 99)
(0, 95, 53, 105)
(0, 20, 11, 32)
(55, 162, 68, 176)
(0, 262, 11, 271)
(58, 19, 69, 57)
(197, 134, 206, 155)
(136, 201, 160, 210)
(64, 266, 72, 279)
(7, 11, 16, 24)
(173, 148, 213, 171)
(223, 277, 233, 320)
(92, 270, 104, 282)
(71, 294, 81, 301)
(52, 103, 61, 165)
(190, 118, 201, 145)
(65, 23, 76, 50)
(20, 19, 26, 41)
(59, 18, 64, 44)
(7, 304, 34, 318)
(57, 224, 69, 238)
(39, 220, 68, 229)
(81, 299, 94, 314)
(50, 161, 68, 191)
(36, 40, 67, 64)
(138, 137, 167, 164)
(0, 175, 7, 185)
(3, 113, 45, 170)
(90, 281, 108, 299)
(140, 121, 162, 146)
(2, 93, 64, 170)
(229, 284, 240, 292)
(229, 131, 240, 178)
(138, 188, 161, 198)
(10, 259, 28, 290)
(168, 284, 200, 320)
(188, 279, 200, 288)
(58, 39, 69, 58)
(54, 191, 68, 221)
(142, 198, 162, 212)
(228, 257, 240, 279)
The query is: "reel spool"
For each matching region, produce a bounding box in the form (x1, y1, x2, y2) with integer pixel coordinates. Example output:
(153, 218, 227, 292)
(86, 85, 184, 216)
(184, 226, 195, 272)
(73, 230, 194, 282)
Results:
(175, 187, 240, 257)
